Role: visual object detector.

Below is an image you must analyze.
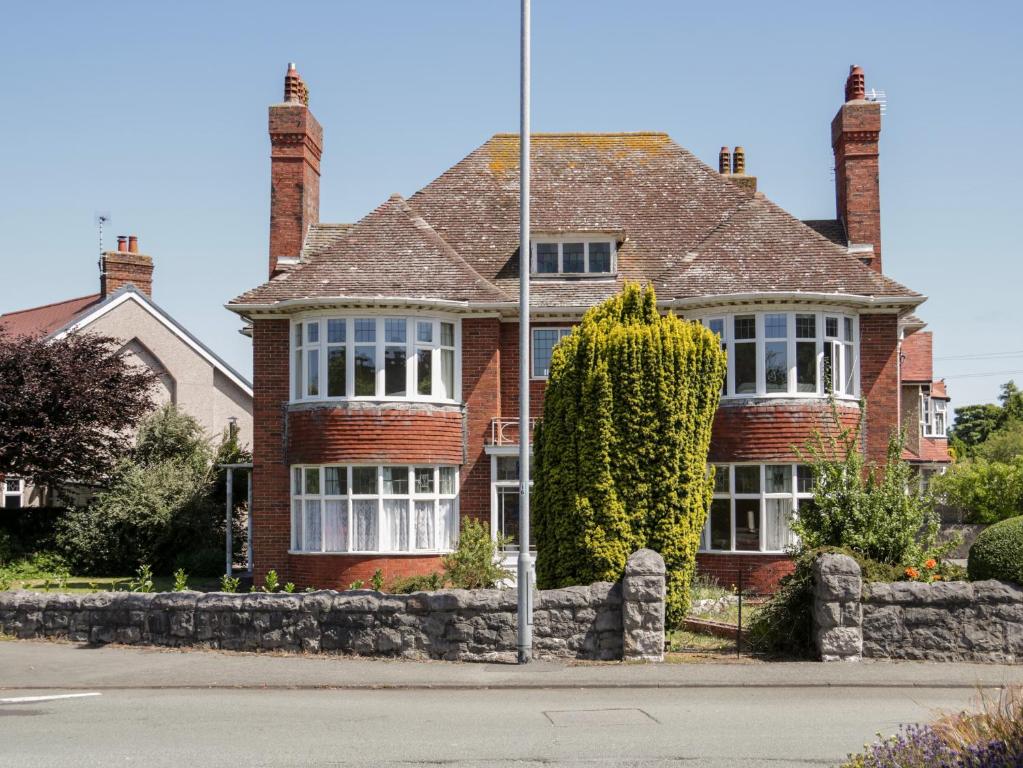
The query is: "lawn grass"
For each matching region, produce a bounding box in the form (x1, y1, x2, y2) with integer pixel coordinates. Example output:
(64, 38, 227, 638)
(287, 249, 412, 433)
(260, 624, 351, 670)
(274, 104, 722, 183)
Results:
(5, 575, 222, 594)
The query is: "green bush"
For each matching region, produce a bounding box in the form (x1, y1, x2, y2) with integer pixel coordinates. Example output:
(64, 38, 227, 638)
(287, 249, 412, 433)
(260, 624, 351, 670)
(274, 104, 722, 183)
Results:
(172, 547, 224, 577)
(933, 456, 1023, 525)
(533, 282, 726, 626)
(967, 516, 1023, 585)
(794, 405, 946, 567)
(389, 572, 446, 594)
(56, 405, 250, 575)
(441, 518, 511, 589)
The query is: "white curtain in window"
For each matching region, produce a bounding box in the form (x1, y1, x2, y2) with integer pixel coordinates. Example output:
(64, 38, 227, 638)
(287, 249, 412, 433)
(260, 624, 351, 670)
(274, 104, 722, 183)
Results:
(415, 500, 435, 549)
(324, 500, 347, 551)
(438, 498, 455, 550)
(383, 499, 408, 551)
(302, 500, 322, 552)
(291, 498, 303, 550)
(353, 499, 377, 551)
(764, 499, 793, 551)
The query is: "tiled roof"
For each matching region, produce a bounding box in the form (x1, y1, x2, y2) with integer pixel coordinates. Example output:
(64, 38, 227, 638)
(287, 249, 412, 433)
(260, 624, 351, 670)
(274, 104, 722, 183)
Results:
(903, 437, 951, 464)
(931, 379, 948, 399)
(801, 219, 846, 246)
(901, 331, 933, 382)
(0, 294, 102, 338)
(231, 132, 923, 309)
(232, 195, 507, 305)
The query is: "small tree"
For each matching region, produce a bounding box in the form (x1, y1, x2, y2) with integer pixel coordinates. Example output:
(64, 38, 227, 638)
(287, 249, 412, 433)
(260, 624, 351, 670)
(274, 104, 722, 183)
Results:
(533, 282, 726, 625)
(57, 405, 250, 574)
(793, 400, 944, 567)
(442, 518, 511, 589)
(0, 332, 155, 490)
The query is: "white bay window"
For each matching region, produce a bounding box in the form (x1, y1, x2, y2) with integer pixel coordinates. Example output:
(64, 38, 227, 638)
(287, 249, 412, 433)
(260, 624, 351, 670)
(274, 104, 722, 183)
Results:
(293, 316, 459, 403)
(701, 310, 858, 398)
(292, 465, 459, 554)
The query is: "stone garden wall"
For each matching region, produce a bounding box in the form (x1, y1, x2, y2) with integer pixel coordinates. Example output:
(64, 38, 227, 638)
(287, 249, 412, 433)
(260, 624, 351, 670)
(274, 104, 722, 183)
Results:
(0, 550, 666, 663)
(813, 553, 1023, 663)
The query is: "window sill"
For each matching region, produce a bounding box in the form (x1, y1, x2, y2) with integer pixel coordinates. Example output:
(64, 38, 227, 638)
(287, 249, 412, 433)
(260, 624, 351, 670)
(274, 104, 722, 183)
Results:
(287, 550, 453, 557)
(529, 273, 618, 280)
(698, 550, 792, 556)
(288, 397, 462, 408)
(718, 393, 859, 403)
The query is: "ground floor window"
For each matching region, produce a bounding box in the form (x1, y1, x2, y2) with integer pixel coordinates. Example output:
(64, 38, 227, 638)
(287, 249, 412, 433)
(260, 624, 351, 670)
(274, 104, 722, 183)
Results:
(2, 477, 23, 509)
(490, 453, 535, 551)
(290, 465, 458, 553)
(699, 464, 813, 553)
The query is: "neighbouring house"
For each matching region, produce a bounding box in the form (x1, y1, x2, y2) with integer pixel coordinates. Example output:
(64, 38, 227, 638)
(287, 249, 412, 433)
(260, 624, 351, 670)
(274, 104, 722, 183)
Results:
(899, 325, 952, 490)
(1, 236, 253, 508)
(227, 64, 950, 593)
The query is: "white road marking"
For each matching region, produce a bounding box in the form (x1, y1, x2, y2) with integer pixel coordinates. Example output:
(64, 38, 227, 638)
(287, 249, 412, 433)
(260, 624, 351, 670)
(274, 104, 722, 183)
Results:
(0, 692, 102, 704)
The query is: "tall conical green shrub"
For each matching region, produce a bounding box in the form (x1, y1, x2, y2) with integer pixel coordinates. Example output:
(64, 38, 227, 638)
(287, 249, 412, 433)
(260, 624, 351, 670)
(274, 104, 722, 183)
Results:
(533, 282, 726, 625)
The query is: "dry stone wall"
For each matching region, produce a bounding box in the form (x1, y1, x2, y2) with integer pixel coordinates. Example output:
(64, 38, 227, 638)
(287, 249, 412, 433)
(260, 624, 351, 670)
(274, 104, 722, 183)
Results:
(813, 553, 1023, 663)
(0, 551, 668, 663)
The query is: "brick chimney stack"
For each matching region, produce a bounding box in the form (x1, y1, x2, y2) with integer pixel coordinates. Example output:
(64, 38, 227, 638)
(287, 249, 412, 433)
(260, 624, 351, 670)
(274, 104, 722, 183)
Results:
(100, 234, 153, 298)
(268, 63, 322, 277)
(832, 65, 882, 272)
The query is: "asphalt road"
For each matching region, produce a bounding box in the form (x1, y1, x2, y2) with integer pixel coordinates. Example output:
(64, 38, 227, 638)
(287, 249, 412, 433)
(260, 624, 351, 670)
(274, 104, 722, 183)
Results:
(3, 642, 1021, 767)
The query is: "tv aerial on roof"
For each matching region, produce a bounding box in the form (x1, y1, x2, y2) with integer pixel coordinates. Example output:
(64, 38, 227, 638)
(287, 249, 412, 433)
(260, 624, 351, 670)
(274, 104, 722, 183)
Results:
(865, 88, 887, 115)
(94, 211, 111, 254)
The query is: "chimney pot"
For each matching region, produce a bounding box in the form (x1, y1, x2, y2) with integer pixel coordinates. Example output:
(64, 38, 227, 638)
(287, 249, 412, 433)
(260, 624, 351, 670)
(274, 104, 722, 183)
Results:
(117, 235, 128, 252)
(283, 62, 309, 105)
(128, 235, 138, 253)
(718, 146, 731, 175)
(845, 65, 866, 102)
(732, 146, 746, 175)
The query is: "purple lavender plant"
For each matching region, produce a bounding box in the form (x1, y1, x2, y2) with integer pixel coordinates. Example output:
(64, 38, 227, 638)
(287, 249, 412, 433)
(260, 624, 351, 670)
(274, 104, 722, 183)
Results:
(844, 724, 1022, 768)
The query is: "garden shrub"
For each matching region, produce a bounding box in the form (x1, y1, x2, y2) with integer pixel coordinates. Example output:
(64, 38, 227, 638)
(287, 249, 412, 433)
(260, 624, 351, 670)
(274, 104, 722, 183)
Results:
(56, 405, 250, 575)
(533, 282, 726, 626)
(389, 572, 446, 594)
(934, 456, 1023, 525)
(967, 515, 1023, 585)
(441, 518, 511, 589)
(793, 403, 947, 567)
(172, 547, 225, 577)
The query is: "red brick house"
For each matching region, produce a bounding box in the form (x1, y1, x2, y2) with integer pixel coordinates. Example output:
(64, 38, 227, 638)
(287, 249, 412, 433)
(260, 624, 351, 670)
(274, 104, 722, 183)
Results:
(228, 64, 950, 592)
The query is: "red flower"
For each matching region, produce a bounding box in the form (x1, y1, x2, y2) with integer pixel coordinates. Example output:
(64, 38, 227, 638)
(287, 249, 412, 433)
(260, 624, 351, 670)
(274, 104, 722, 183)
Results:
(924, 559, 937, 570)
(905, 567, 920, 580)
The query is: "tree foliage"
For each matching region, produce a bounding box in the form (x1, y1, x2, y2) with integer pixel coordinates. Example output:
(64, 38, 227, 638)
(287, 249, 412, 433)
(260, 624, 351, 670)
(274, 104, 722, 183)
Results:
(0, 332, 155, 490)
(56, 405, 250, 575)
(533, 282, 726, 625)
(793, 401, 946, 567)
(934, 456, 1023, 525)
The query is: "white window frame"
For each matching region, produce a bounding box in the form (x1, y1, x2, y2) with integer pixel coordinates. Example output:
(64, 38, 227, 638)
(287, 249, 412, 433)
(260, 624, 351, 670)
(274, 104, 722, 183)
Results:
(2, 477, 24, 509)
(920, 387, 948, 438)
(488, 448, 534, 553)
(530, 237, 617, 276)
(290, 314, 461, 405)
(531, 327, 573, 380)
(699, 309, 859, 400)
(699, 464, 812, 554)
(290, 464, 459, 555)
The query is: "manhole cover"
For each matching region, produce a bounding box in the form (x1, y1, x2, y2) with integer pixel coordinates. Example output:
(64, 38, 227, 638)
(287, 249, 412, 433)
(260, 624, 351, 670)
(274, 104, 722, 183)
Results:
(543, 708, 659, 727)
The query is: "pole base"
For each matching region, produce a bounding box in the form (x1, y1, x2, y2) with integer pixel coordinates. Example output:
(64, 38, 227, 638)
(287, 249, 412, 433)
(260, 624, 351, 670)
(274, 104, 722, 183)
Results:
(517, 648, 532, 664)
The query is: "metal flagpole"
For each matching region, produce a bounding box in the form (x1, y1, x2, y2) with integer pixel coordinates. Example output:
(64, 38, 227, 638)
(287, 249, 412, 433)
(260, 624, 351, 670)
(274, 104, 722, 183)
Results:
(517, 0, 533, 665)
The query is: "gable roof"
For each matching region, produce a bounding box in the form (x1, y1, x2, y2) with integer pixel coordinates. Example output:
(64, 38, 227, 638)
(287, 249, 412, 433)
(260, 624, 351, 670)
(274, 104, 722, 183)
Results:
(901, 330, 933, 383)
(230, 132, 923, 312)
(0, 293, 102, 338)
(3, 286, 252, 396)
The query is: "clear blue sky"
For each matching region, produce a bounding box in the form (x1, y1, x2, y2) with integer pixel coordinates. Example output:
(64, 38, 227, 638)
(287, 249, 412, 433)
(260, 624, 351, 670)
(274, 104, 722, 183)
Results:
(2, 1, 1021, 410)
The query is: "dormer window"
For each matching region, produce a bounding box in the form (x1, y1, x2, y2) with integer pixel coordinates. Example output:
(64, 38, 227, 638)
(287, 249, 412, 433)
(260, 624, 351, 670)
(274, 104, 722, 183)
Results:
(531, 238, 615, 275)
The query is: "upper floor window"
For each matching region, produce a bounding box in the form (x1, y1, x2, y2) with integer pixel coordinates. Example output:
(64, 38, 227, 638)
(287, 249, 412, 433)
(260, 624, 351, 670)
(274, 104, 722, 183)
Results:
(921, 388, 947, 437)
(700, 311, 858, 399)
(292, 316, 458, 403)
(531, 239, 615, 276)
(532, 327, 572, 379)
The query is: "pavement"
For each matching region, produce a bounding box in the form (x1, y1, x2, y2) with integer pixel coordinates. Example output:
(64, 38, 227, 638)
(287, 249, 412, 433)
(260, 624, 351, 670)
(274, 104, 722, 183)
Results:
(2, 639, 1022, 767)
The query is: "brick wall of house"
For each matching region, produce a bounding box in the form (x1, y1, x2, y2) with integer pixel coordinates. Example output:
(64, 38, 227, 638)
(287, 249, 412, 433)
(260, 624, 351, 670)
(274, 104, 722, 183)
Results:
(288, 405, 463, 465)
(499, 321, 567, 419)
(859, 313, 901, 466)
(251, 319, 292, 585)
(696, 553, 795, 595)
(709, 401, 861, 462)
(287, 554, 444, 591)
(461, 317, 502, 524)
